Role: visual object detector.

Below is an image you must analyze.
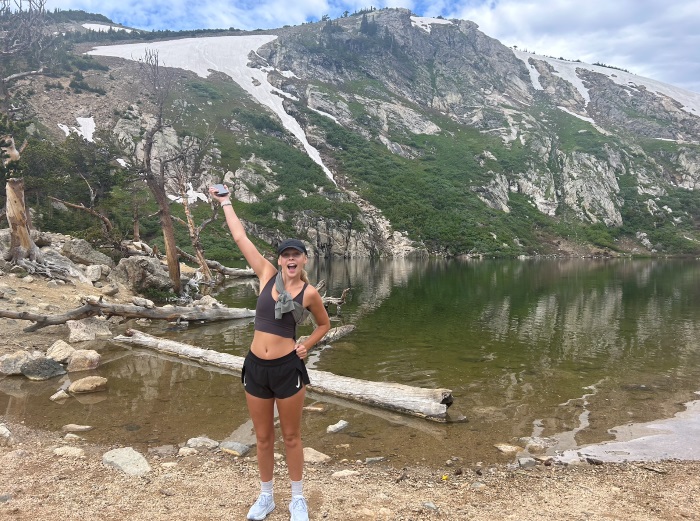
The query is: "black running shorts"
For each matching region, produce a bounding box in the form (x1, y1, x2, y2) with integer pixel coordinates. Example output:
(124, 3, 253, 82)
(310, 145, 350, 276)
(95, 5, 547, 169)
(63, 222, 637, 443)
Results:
(242, 350, 311, 399)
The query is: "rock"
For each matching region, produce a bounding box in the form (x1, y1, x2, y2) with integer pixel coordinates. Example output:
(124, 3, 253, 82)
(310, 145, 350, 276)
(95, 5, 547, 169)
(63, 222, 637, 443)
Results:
(365, 456, 385, 464)
(332, 469, 359, 478)
(62, 238, 114, 267)
(193, 295, 223, 309)
(67, 317, 112, 342)
(0, 351, 32, 375)
(494, 443, 523, 455)
(53, 446, 86, 459)
(148, 445, 178, 457)
(20, 357, 67, 381)
(64, 433, 82, 441)
(2, 449, 28, 462)
(470, 482, 487, 491)
(186, 436, 219, 449)
(50, 390, 70, 401)
(102, 284, 119, 296)
(112, 256, 173, 293)
(303, 447, 331, 463)
(62, 424, 94, 433)
(423, 502, 439, 511)
(68, 376, 108, 393)
(326, 420, 349, 433)
(220, 441, 251, 456)
(66, 349, 101, 371)
(132, 297, 155, 308)
(518, 457, 537, 468)
(85, 265, 102, 282)
(46, 340, 76, 363)
(0, 424, 14, 447)
(178, 447, 198, 457)
(102, 447, 151, 476)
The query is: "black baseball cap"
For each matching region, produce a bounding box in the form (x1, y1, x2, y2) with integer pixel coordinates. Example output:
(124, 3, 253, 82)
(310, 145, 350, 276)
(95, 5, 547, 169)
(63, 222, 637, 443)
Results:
(277, 239, 307, 255)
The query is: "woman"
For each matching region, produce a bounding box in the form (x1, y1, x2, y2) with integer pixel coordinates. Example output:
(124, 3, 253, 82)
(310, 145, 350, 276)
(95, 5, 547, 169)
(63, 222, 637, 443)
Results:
(209, 185, 330, 521)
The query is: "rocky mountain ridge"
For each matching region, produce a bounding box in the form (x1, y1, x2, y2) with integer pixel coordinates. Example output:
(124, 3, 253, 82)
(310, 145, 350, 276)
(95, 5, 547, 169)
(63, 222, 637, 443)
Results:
(9, 8, 700, 257)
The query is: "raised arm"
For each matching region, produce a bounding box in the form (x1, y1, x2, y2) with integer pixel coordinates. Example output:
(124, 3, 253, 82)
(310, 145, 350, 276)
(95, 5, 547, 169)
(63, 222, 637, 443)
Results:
(209, 185, 275, 281)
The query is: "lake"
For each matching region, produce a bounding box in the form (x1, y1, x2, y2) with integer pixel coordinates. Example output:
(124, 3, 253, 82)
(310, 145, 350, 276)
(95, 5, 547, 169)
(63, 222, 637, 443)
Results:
(2, 258, 700, 467)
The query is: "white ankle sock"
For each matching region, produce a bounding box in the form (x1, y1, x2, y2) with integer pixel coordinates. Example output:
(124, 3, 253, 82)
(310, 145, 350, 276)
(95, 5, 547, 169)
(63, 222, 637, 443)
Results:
(261, 479, 273, 495)
(291, 479, 303, 498)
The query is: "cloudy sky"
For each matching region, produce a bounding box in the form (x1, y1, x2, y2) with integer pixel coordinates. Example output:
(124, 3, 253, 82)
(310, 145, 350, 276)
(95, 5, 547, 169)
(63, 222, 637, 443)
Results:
(46, 0, 700, 93)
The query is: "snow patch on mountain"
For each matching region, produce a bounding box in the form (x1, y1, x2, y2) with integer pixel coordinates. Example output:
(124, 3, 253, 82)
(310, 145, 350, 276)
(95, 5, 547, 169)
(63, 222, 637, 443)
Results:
(87, 35, 336, 184)
(513, 49, 700, 115)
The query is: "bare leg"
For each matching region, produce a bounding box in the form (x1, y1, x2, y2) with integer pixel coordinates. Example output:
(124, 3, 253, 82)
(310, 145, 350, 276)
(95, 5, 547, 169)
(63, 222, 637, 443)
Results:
(276, 387, 306, 481)
(245, 392, 276, 481)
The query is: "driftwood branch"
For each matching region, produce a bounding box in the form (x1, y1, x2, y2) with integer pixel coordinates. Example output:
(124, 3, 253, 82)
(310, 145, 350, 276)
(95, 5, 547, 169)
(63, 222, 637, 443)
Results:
(176, 247, 255, 278)
(0, 296, 255, 332)
(113, 329, 454, 422)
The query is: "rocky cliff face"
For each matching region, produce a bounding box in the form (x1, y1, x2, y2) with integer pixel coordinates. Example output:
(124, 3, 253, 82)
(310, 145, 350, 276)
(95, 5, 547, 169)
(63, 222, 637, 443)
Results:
(256, 8, 699, 254)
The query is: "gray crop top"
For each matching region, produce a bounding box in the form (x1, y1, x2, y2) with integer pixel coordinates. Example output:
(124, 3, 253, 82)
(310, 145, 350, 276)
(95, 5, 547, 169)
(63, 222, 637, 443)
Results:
(254, 275, 308, 339)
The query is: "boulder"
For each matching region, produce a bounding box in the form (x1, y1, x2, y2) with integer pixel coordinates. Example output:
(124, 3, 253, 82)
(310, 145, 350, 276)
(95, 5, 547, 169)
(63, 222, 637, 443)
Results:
(102, 447, 151, 476)
(62, 238, 114, 268)
(0, 351, 32, 375)
(0, 424, 14, 447)
(303, 447, 331, 463)
(46, 340, 76, 363)
(20, 357, 67, 381)
(67, 317, 111, 343)
(112, 257, 173, 293)
(66, 349, 101, 371)
(220, 441, 251, 457)
(85, 265, 102, 282)
(68, 376, 108, 393)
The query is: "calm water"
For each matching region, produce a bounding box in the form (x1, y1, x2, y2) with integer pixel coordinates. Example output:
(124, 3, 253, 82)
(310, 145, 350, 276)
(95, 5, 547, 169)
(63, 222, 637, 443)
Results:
(2, 258, 700, 467)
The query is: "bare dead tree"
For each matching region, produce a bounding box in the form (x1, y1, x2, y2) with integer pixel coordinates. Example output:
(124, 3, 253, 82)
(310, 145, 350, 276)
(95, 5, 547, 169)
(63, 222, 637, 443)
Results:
(169, 131, 218, 283)
(135, 48, 183, 294)
(0, 0, 54, 110)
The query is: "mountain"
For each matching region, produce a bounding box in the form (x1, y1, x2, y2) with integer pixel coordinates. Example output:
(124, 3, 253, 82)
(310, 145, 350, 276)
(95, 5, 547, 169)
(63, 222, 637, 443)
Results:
(7, 8, 700, 257)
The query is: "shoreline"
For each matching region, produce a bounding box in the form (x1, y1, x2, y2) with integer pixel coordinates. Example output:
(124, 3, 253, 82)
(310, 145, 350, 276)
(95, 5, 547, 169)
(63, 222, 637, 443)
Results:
(2, 417, 700, 520)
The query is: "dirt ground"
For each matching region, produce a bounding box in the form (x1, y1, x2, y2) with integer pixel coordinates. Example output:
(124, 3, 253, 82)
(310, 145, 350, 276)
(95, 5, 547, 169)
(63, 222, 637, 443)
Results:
(1, 274, 700, 520)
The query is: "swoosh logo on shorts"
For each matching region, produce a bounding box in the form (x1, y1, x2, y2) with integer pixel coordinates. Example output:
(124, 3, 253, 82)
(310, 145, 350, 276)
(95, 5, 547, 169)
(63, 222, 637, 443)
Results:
(296, 375, 301, 389)
(243, 375, 246, 387)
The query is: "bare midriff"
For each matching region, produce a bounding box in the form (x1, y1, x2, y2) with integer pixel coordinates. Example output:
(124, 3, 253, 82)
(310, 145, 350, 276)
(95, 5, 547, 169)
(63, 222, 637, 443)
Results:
(250, 330, 296, 360)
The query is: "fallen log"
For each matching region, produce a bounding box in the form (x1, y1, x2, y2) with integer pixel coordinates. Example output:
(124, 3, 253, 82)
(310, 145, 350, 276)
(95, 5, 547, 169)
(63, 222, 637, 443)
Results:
(0, 296, 255, 332)
(177, 247, 255, 278)
(113, 329, 454, 422)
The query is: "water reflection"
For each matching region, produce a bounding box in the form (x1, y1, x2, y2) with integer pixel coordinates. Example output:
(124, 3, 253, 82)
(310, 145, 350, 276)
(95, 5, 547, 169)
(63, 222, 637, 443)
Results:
(1, 258, 699, 466)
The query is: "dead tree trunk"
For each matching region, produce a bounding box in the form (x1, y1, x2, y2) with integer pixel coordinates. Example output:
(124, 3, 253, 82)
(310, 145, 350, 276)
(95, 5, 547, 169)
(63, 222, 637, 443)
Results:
(176, 247, 255, 278)
(113, 329, 454, 422)
(4, 178, 42, 264)
(0, 296, 256, 332)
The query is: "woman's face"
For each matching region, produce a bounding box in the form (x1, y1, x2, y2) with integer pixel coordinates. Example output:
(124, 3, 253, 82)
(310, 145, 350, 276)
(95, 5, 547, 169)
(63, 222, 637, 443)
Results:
(278, 248, 306, 278)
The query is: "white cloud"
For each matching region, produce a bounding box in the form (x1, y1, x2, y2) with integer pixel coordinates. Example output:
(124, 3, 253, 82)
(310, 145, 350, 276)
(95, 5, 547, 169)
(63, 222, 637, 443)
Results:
(46, 0, 700, 93)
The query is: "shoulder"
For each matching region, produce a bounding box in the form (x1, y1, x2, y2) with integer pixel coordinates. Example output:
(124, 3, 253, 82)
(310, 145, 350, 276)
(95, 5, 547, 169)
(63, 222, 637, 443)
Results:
(302, 283, 323, 304)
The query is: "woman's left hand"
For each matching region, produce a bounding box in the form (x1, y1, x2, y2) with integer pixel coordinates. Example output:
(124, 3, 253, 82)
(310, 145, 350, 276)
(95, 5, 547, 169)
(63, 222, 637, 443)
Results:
(294, 343, 308, 359)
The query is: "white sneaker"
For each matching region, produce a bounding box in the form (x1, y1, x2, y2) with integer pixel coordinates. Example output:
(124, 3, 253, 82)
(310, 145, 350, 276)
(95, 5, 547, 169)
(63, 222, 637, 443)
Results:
(247, 493, 275, 520)
(289, 495, 309, 521)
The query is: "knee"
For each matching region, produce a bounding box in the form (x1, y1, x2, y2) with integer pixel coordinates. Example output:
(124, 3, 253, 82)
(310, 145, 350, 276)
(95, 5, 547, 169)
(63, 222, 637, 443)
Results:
(255, 431, 275, 451)
(282, 431, 301, 449)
